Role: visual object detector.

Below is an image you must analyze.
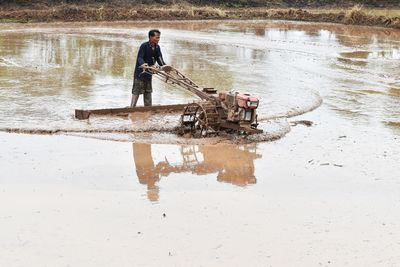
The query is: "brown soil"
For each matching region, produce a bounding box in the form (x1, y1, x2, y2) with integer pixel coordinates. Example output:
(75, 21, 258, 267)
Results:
(0, 5, 399, 29)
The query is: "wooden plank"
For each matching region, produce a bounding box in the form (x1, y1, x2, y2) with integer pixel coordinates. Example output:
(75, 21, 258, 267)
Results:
(75, 104, 188, 120)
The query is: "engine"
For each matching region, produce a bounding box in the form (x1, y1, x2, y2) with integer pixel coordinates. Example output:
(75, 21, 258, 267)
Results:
(219, 92, 259, 127)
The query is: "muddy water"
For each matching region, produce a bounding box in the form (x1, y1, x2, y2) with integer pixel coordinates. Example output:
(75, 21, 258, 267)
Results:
(1, 21, 398, 142)
(1, 21, 400, 266)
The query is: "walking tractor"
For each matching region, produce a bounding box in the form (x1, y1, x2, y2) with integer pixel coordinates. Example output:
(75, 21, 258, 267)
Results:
(75, 65, 263, 137)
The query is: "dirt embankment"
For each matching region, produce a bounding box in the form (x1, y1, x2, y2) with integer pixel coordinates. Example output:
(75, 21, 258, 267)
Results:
(2, 0, 400, 9)
(0, 3, 399, 29)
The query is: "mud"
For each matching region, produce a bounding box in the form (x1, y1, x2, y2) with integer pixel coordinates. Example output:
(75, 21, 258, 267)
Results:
(1, 5, 400, 29)
(290, 120, 313, 127)
(1, 18, 400, 267)
(0, 118, 292, 144)
(2, 111, 400, 266)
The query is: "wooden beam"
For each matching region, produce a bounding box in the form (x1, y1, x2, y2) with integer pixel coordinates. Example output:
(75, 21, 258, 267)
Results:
(75, 104, 188, 120)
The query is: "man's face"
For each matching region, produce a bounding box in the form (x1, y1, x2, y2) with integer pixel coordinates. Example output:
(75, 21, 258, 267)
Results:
(150, 33, 160, 46)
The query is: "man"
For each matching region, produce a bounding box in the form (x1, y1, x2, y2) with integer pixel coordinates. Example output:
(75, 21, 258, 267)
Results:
(130, 29, 166, 107)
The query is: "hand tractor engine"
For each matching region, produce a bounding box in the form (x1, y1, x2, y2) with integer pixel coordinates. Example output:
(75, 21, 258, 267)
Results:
(219, 92, 259, 129)
(143, 65, 263, 137)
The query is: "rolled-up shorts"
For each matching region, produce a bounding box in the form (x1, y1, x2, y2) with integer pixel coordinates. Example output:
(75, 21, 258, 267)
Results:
(132, 78, 152, 95)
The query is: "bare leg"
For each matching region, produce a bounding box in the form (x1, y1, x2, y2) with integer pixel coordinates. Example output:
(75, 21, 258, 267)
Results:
(144, 92, 152, 106)
(130, 94, 139, 107)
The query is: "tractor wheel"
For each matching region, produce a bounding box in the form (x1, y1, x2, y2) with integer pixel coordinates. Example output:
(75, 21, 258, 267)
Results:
(180, 102, 219, 137)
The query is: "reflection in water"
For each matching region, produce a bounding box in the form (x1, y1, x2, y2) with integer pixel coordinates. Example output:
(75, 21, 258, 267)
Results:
(133, 143, 160, 202)
(0, 33, 134, 94)
(132, 143, 260, 202)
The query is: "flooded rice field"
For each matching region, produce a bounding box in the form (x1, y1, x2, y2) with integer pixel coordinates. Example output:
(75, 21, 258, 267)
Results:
(1, 21, 400, 266)
(1, 20, 398, 142)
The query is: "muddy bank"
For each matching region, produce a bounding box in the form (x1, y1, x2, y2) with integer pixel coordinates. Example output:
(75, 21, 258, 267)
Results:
(4, 0, 400, 9)
(0, 118, 293, 145)
(1, 5, 400, 29)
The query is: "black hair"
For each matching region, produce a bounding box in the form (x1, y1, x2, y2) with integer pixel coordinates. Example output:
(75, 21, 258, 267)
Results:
(148, 29, 161, 38)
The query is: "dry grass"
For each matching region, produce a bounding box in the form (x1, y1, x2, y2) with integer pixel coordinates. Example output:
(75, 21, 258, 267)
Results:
(0, 4, 398, 29)
(344, 4, 366, 24)
(308, 7, 400, 18)
(364, 8, 400, 18)
(141, 4, 226, 18)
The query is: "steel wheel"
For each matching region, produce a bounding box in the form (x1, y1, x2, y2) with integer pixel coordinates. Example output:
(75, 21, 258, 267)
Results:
(180, 102, 217, 137)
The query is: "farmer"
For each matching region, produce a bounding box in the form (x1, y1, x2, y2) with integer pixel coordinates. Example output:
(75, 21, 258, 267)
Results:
(130, 29, 166, 107)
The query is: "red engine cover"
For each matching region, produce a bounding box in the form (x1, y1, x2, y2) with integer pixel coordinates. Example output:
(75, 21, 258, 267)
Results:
(236, 94, 259, 109)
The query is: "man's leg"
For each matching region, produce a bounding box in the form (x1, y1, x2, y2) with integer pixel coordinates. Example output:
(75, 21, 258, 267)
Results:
(130, 94, 140, 107)
(131, 78, 142, 107)
(143, 80, 153, 106)
(143, 92, 152, 106)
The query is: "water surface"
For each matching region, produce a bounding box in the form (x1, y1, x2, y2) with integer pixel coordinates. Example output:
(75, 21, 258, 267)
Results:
(2, 21, 398, 141)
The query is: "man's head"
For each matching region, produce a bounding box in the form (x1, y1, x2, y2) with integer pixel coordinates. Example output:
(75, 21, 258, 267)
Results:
(148, 29, 161, 46)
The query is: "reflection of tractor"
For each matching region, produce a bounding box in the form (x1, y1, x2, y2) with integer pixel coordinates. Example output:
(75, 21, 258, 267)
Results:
(76, 65, 262, 137)
(132, 143, 261, 202)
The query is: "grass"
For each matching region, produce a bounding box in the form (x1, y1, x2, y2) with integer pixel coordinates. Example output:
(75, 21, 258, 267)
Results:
(365, 8, 400, 18)
(0, 4, 398, 29)
(157, 4, 227, 18)
(307, 7, 400, 18)
(165, 4, 226, 18)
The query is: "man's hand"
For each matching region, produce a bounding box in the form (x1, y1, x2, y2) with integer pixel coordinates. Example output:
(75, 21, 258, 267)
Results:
(140, 63, 149, 69)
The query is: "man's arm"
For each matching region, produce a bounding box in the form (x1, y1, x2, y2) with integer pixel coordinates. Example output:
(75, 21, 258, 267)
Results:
(156, 46, 166, 66)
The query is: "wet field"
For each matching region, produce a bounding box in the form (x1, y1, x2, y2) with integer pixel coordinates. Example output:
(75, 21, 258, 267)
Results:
(0, 20, 400, 266)
(1, 20, 398, 141)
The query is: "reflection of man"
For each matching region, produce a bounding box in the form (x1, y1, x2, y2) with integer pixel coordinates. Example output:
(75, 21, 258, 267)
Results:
(132, 143, 160, 202)
(130, 29, 166, 107)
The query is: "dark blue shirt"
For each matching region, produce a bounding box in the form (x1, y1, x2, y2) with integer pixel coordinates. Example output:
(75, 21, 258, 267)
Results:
(134, 41, 166, 81)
